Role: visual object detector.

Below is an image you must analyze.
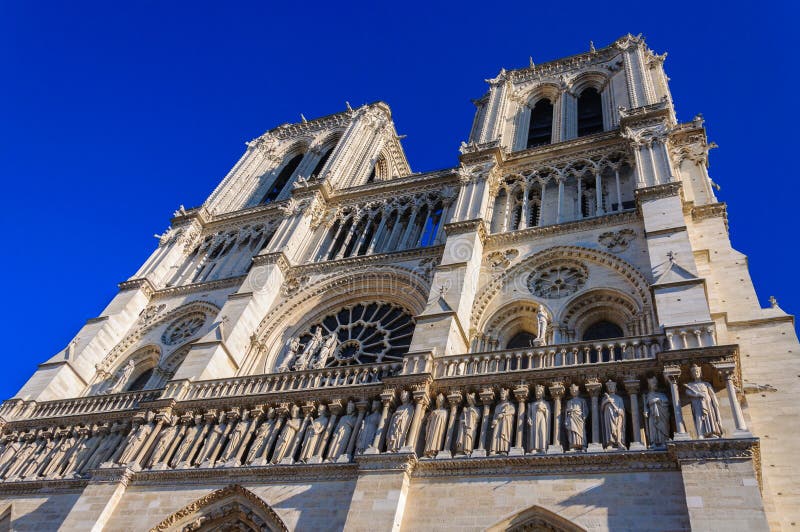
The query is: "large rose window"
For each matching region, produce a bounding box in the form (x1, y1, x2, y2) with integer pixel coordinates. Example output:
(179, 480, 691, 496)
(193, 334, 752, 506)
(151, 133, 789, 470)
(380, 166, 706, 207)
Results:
(279, 302, 414, 370)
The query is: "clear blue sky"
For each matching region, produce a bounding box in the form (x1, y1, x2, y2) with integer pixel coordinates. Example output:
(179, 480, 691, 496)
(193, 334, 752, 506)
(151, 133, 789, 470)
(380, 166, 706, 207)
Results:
(1, 1, 797, 400)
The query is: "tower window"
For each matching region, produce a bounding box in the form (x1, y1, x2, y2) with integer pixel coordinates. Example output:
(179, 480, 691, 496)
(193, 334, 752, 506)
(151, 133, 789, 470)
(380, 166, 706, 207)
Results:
(581, 320, 623, 341)
(310, 149, 332, 178)
(506, 331, 538, 349)
(261, 153, 304, 203)
(126, 367, 154, 391)
(527, 99, 554, 148)
(577, 88, 603, 137)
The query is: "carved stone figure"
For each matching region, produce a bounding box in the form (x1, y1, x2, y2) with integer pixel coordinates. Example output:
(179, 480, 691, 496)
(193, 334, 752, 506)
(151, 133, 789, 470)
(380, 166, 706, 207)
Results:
(271, 405, 302, 463)
(328, 401, 357, 461)
(300, 405, 329, 462)
(220, 411, 251, 463)
(44, 432, 76, 478)
(148, 421, 179, 468)
(246, 409, 277, 464)
(6, 436, 38, 479)
(601, 380, 626, 449)
(118, 419, 153, 464)
(313, 333, 337, 369)
(83, 428, 120, 473)
(683, 364, 723, 438)
(106, 360, 136, 394)
(564, 384, 588, 450)
(197, 413, 228, 466)
(277, 337, 301, 372)
(454, 393, 480, 455)
(536, 305, 549, 345)
(23, 436, 55, 478)
(489, 388, 516, 455)
(171, 416, 201, 467)
(527, 384, 550, 453)
(0, 437, 20, 476)
(643, 376, 671, 447)
(293, 327, 324, 371)
(356, 400, 381, 454)
(424, 393, 449, 457)
(386, 390, 414, 452)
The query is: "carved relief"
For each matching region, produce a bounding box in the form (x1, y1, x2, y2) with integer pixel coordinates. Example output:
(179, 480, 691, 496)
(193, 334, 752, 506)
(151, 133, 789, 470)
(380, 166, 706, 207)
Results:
(598, 229, 635, 252)
(161, 313, 206, 346)
(528, 262, 588, 299)
(486, 248, 519, 269)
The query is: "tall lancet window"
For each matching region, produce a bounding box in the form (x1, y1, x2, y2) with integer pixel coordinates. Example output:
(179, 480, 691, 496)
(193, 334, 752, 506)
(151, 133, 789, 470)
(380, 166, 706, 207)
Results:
(310, 149, 332, 178)
(577, 88, 603, 137)
(261, 152, 304, 203)
(527, 99, 554, 148)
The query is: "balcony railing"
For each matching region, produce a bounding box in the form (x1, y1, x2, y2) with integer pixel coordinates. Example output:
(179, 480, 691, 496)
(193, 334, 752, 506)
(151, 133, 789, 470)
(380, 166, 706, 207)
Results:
(176, 360, 403, 402)
(0, 389, 162, 422)
(434, 335, 666, 378)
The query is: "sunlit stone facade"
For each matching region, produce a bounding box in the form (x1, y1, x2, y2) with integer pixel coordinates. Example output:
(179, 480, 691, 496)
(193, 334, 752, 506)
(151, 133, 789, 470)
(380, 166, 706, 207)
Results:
(0, 35, 796, 531)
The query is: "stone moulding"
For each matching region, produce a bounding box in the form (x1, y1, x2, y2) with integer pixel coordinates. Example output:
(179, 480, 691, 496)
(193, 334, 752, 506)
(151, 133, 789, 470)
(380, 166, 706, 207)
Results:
(292, 245, 443, 276)
(485, 211, 638, 249)
(634, 182, 683, 203)
(691, 202, 729, 232)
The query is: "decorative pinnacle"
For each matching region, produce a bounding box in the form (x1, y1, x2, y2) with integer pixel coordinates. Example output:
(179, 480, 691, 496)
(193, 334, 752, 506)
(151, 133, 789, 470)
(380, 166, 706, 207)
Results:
(345, 101, 352, 112)
(529, 56, 535, 68)
(769, 296, 778, 308)
(590, 41, 596, 53)
(300, 114, 307, 123)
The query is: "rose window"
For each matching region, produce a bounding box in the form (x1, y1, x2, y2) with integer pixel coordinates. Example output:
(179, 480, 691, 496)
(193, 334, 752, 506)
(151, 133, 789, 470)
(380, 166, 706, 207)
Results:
(528, 263, 588, 299)
(162, 313, 206, 345)
(297, 302, 414, 366)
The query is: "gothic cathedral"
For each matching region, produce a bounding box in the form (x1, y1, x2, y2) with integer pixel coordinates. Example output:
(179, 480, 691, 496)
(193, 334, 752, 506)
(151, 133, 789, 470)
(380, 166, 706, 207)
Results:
(0, 35, 796, 531)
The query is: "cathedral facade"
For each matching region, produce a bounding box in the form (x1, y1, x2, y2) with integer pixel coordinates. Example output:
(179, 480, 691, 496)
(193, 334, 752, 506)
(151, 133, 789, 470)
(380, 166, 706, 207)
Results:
(0, 35, 797, 531)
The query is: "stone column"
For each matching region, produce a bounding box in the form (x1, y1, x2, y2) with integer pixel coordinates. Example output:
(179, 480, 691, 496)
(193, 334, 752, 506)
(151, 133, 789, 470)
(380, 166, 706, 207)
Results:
(594, 171, 604, 215)
(473, 387, 494, 457)
(510, 384, 528, 455)
(614, 168, 623, 211)
(519, 183, 530, 229)
(438, 390, 462, 459)
(402, 388, 430, 453)
(585, 379, 603, 452)
(344, 402, 368, 460)
(547, 382, 564, 453)
(714, 363, 752, 436)
(367, 388, 395, 453)
(663, 366, 690, 440)
(556, 177, 565, 223)
(624, 378, 646, 450)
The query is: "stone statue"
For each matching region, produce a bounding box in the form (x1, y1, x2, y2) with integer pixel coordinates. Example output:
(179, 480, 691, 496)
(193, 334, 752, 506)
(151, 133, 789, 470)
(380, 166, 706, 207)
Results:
(23, 437, 55, 478)
(313, 333, 337, 369)
(423, 393, 449, 458)
(197, 413, 228, 465)
(489, 388, 516, 455)
(356, 400, 381, 454)
(62, 433, 96, 477)
(328, 401, 357, 461)
(118, 419, 153, 465)
(386, 390, 414, 452)
(293, 327, 324, 371)
(277, 337, 301, 372)
(271, 405, 302, 463)
(106, 360, 136, 394)
(527, 384, 550, 453)
(148, 421, 179, 468)
(454, 393, 480, 456)
(601, 380, 626, 449)
(643, 376, 671, 447)
(220, 411, 251, 463)
(300, 405, 329, 462)
(683, 364, 723, 438)
(83, 429, 119, 473)
(171, 416, 201, 468)
(564, 384, 588, 450)
(246, 409, 277, 464)
(536, 305, 549, 345)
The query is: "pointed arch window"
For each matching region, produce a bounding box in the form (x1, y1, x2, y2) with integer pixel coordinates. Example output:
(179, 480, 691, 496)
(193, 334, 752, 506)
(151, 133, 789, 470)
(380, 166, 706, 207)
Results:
(261, 153, 304, 203)
(126, 367, 154, 391)
(310, 148, 332, 178)
(527, 99, 554, 148)
(577, 88, 603, 136)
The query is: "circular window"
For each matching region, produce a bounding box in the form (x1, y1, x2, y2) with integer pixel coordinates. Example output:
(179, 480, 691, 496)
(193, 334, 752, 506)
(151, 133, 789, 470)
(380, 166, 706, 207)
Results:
(162, 313, 206, 345)
(528, 262, 588, 299)
(297, 302, 414, 366)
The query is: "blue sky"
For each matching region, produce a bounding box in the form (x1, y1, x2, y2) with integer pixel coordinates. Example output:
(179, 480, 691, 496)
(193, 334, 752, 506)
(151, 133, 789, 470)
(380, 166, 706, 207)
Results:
(0, 1, 797, 399)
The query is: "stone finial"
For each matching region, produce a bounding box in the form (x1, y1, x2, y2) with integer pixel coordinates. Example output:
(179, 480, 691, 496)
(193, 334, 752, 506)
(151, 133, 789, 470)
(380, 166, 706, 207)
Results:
(769, 296, 778, 308)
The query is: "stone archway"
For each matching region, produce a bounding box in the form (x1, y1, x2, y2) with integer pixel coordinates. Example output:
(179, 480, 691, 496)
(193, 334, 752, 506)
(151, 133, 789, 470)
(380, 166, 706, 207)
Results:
(149, 484, 288, 532)
(486, 504, 586, 532)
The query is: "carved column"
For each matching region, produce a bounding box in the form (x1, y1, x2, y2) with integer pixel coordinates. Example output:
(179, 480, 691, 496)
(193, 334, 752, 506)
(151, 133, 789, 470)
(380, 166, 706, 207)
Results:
(585, 379, 603, 452)
(367, 388, 395, 453)
(519, 183, 530, 229)
(438, 390, 462, 459)
(594, 170, 604, 215)
(474, 387, 495, 457)
(663, 366, 690, 440)
(624, 378, 646, 450)
(343, 401, 368, 461)
(402, 387, 430, 453)
(547, 382, 564, 453)
(556, 177, 565, 223)
(714, 363, 752, 436)
(511, 384, 529, 455)
(315, 401, 341, 464)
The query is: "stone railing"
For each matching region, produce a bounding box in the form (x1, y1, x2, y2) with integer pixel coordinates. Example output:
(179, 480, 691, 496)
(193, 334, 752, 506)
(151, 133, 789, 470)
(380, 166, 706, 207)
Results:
(0, 389, 162, 422)
(177, 361, 404, 402)
(435, 335, 666, 378)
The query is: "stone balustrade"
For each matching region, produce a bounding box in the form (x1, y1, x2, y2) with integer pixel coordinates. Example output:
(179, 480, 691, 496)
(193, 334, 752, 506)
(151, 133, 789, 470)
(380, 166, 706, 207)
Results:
(0, 389, 162, 422)
(436, 335, 666, 378)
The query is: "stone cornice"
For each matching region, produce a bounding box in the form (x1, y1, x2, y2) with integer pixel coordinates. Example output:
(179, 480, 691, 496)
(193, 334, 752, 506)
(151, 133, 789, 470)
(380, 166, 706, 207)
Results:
(133, 462, 359, 485)
(635, 182, 683, 203)
(293, 246, 444, 277)
(118, 278, 156, 297)
(444, 219, 488, 244)
(503, 131, 624, 165)
(150, 275, 244, 300)
(328, 171, 459, 206)
(251, 251, 291, 273)
(484, 211, 638, 249)
(691, 202, 728, 232)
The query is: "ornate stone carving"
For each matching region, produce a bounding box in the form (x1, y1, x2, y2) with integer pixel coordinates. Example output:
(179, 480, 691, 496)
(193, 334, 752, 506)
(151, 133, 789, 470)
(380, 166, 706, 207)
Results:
(683, 364, 723, 439)
(598, 229, 635, 252)
(528, 262, 588, 299)
(161, 313, 206, 346)
(486, 248, 519, 269)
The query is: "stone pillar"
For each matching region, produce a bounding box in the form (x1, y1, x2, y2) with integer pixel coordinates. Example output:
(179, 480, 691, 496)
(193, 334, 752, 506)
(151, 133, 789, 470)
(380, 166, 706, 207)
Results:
(510, 384, 528, 455)
(556, 177, 565, 223)
(624, 378, 646, 450)
(585, 379, 603, 452)
(367, 388, 395, 453)
(473, 387, 495, 457)
(594, 171, 604, 215)
(714, 363, 752, 436)
(345, 454, 415, 532)
(547, 382, 564, 453)
(438, 390, 462, 459)
(663, 366, 690, 440)
(402, 388, 430, 453)
(60, 467, 134, 532)
(345, 402, 368, 460)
